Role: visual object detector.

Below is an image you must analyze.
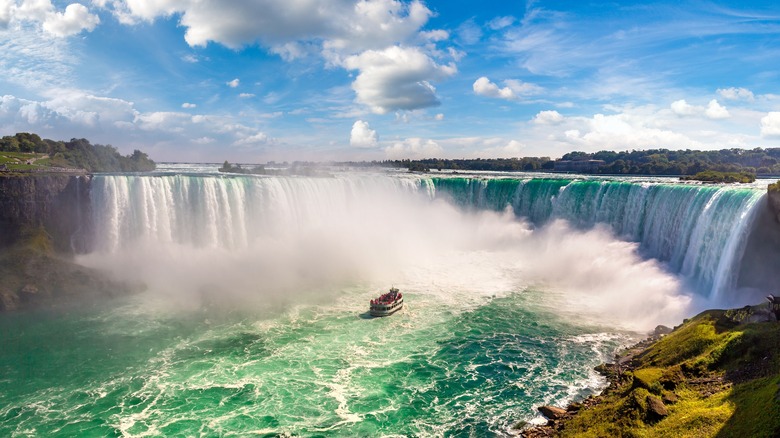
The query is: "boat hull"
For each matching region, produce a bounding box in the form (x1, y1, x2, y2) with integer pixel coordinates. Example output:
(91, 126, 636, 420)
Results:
(369, 299, 404, 317)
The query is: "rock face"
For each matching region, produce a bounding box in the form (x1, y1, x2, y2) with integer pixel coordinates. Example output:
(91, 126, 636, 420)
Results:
(0, 174, 92, 253)
(769, 187, 780, 224)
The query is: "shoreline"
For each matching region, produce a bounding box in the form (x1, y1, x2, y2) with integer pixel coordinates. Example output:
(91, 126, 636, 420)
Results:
(519, 307, 780, 437)
(518, 327, 670, 437)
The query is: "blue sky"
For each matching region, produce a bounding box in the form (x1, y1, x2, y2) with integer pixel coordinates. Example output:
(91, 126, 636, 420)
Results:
(1, 0, 779, 162)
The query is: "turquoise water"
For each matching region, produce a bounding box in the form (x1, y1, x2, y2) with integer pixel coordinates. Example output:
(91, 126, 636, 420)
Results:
(0, 288, 629, 437)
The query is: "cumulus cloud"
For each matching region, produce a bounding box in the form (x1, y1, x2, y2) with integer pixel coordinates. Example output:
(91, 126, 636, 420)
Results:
(42, 3, 100, 36)
(705, 99, 729, 119)
(473, 76, 541, 101)
(227, 78, 240, 88)
(671, 99, 729, 119)
(385, 137, 442, 159)
(349, 120, 378, 148)
(761, 112, 780, 138)
(5, 1, 99, 36)
(533, 110, 564, 125)
(101, 0, 434, 53)
(671, 99, 696, 116)
(473, 77, 513, 100)
(718, 87, 755, 101)
(344, 46, 456, 114)
(182, 102, 196, 108)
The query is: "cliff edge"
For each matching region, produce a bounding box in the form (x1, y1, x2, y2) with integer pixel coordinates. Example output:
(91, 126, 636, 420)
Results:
(522, 307, 780, 437)
(0, 174, 92, 253)
(768, 181, 780, 224)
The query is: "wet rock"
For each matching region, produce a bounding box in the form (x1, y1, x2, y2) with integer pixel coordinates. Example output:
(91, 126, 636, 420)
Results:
(538, 405, 567, 420)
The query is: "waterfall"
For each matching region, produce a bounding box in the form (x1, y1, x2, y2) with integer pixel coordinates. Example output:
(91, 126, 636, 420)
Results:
(427, 177, 767, 300)
(89, 172, 770, 303)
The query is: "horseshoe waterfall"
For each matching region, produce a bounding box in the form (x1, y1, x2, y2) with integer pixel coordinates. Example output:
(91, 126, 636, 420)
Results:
(2, 168, 778, 436)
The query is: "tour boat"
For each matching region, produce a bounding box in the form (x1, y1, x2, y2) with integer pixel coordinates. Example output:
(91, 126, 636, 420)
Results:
(369, 287, 404, 317)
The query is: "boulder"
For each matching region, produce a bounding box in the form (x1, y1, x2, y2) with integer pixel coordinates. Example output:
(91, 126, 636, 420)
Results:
(646, 395, 668, 421)
(652, 325, 673, 337)
(662, 392, 679, 405)
(537, 405, 567, 420)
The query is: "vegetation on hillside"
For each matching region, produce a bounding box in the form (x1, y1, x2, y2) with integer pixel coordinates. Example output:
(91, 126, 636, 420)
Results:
(561, 148, 780, 175)
(340, 148, 780, 176)
(769, 180, 780, 192)
(680, 170, 756, 183)
(0, 132, 155, 172)
(543, 310, 780, 437)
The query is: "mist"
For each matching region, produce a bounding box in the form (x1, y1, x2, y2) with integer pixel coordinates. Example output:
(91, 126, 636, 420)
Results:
(74, 174, 706, 331)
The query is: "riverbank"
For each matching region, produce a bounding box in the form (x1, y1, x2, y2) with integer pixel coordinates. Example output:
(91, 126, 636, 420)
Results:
(521, 306, 780, 437)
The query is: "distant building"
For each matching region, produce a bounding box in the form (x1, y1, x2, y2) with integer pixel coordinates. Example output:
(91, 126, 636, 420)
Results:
(554, 159, 605, 173)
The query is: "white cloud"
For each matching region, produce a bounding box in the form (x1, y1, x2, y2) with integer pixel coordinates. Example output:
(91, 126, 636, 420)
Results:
(103, 0, 435, 54)
(234, 132, 269, 146)
(344, 46, 456, 114)
(671, 99, 696, 116)
(533, 110, 564, 125)
(671, 99, 729, 119)
(488, 16, 515, 30)
(182, 102, 196, 108)
(705, 99, 729, 119)
(717, 87, 755, 101)
(761, 112, 780, 138)
(384, 137, 442, 159)
(42, 3, 100, 36)
(434, 113, 444, 121)
(473, 77, 513, 100)
(473, 76, 541, 101)
(239, 93, 255, 98)
(349, 120, 377, 148)
(227, 78, 240, 88)
(5, 1, 99, 37)
(420, 29, 448, 42)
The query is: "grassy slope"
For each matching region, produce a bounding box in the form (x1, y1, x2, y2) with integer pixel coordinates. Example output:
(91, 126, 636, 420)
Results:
(557, 311, 780, 438)
(0, 152, 78, 172)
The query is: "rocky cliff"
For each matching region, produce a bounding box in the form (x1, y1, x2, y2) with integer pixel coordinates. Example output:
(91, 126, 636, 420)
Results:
(0, 174, 139, 312)
(768, 183, 780, 224)
(0, 174, 92, 253)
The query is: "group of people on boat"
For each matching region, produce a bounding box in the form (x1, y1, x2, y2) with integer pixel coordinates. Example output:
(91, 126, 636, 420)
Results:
(370, 287, 402, 305)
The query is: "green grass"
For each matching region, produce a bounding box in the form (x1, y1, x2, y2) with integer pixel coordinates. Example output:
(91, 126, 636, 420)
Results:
(0, 152, 78, 172)
(556, 310, 780, 438)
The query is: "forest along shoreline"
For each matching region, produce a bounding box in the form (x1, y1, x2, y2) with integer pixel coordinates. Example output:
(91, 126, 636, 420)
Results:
(519, 303, 780, 438)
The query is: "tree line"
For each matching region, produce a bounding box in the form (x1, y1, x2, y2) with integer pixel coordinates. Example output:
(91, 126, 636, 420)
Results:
(561, 148, 780, 175)
(341, 148, 780, 175)
(0, 133, 156, 172)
